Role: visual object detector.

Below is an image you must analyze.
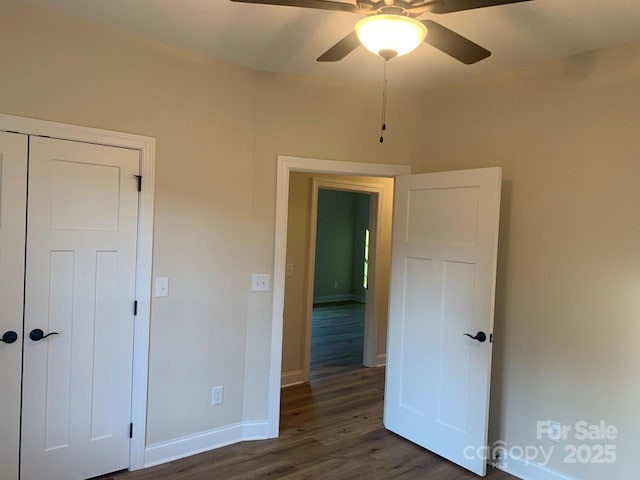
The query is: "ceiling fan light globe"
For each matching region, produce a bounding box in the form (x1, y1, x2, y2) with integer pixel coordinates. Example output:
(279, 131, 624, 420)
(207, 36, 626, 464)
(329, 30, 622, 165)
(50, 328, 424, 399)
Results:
(355, 15, 427, 58)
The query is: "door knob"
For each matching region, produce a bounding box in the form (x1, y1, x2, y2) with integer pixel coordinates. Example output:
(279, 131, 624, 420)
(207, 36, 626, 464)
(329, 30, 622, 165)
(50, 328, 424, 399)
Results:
(1, 331, 18, 344)
(29, 329, 60, 342)
(463, 331, 487, 343)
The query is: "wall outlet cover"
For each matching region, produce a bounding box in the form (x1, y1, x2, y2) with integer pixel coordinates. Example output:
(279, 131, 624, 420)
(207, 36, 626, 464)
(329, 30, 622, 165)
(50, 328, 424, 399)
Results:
(211, 385, 224, 406)
(252, 274, 270, 292)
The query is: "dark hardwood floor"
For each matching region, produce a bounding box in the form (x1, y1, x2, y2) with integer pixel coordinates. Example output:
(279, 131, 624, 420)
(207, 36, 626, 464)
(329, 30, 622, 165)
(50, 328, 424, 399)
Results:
(101, 302, 516, 480)
(310, 301, 365, 379)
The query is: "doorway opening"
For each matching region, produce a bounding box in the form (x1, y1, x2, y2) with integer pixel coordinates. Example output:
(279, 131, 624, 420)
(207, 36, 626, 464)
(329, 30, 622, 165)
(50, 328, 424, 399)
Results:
(268, 156, 410, 437)
(280, 172, 395, 390)
(271, 158, 502, 477)
(310, 188, 371, 379)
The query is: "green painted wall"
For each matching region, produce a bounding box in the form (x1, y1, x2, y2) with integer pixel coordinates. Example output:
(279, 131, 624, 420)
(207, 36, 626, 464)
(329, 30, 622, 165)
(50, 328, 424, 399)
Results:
(313, 189, 370, 303)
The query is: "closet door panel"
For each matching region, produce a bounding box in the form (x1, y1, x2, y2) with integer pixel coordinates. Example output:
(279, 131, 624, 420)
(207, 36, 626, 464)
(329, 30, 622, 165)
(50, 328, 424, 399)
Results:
(22, 137, 140, 480)
(0, 131, 28, 480)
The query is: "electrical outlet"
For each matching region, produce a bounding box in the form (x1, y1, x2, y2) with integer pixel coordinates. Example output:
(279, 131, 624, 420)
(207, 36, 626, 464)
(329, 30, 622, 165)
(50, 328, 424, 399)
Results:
(211, 386, 224, 406)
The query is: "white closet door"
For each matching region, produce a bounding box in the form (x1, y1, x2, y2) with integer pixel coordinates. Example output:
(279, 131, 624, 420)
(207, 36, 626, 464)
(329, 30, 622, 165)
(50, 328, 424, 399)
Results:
(0, 131, 28, 480)
(21, 137, 140, 480)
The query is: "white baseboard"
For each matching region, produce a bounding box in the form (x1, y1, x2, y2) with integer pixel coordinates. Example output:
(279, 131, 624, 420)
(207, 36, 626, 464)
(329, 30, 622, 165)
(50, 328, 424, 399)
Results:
(313, 294, 366, 304)
(242, 421, 271, 440)
(281, 369, 305, 387)
(313, 294, 353, 304)
(144, 420, 269, 468)
(375, 353, 386, 367)
(498, 452, 578, 480)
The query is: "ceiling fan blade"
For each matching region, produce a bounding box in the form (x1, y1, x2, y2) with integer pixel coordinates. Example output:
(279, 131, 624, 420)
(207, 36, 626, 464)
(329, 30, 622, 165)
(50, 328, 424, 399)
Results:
(422, 20, 491, 65)
(429, 0, 533, 14)
(317, 31, 361, 62)
(230, 0, 360, 13)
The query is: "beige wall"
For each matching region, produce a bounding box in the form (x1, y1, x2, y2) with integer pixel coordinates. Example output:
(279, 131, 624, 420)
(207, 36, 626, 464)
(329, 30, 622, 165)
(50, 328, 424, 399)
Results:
(0, 0, 423, 449)
(0, 0, 257, 445)
(1, 0, 639, 477)
(239, 70, 425, 422)
(282, 173, 394, 383)
(408, 42, 640, 479)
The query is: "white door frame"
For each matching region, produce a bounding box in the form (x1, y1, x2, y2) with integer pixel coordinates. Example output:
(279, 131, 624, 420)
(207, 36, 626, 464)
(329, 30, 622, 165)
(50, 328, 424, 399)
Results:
(269, 155, 410, 437)
(305, 177, 385, 376)
(0, 113, 155, 471)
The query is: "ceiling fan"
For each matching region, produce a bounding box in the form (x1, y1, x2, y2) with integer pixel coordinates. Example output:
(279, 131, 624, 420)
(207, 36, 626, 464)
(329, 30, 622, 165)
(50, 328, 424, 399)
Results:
(229, 0, 533, 64)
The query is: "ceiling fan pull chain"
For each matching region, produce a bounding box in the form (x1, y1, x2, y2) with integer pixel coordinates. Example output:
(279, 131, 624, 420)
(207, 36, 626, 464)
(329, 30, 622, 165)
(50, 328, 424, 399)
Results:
(380, 59, 388, 144)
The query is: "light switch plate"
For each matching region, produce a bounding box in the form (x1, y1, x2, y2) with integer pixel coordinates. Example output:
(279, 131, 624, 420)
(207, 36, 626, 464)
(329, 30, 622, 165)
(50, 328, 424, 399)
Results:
(252, 274, 270, 292)
(286, 264, 294, 277)
(211, 385, 224, 406)
(155, 277, 169, 297)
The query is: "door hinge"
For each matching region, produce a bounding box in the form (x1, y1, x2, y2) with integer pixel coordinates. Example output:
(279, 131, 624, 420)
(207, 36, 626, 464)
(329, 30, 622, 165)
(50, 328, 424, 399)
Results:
(129, 422, 134, 438)
(134, 175, 142, 192)
(133, 300, 138, 316)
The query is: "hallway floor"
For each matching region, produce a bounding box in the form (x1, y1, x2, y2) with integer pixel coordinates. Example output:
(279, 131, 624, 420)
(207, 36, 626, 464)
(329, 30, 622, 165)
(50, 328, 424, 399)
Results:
(310, 301, 365, 380)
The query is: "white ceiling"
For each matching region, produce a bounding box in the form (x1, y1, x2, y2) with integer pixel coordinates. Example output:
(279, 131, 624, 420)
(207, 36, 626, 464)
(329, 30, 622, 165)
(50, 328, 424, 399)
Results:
(22, 0, 640, 88)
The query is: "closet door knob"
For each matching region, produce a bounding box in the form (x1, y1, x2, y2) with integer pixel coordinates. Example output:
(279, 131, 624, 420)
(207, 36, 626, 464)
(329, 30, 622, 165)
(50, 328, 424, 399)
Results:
(29, 329, 60, 342)
(1, 331, 18, 344)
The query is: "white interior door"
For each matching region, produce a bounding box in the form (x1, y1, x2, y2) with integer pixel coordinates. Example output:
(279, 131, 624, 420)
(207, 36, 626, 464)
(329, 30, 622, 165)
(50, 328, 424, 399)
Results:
(0, 131, 28, 480)
(21, 137, 140, 480)
(384, 167, 502, 476)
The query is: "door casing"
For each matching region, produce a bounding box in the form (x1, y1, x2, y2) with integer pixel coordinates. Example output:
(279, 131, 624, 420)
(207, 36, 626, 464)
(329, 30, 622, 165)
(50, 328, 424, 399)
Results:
(0, 113, 155, 471)
(270, 155, 411, 437)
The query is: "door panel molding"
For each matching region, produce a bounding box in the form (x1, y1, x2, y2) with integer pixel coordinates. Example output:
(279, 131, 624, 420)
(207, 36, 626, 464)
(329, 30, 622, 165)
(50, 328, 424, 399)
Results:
(0, 113, 155, 471)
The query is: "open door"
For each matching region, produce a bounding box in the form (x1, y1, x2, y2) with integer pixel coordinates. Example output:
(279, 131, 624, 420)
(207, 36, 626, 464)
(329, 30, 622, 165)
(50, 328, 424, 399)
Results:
(384, 167, 501, 476)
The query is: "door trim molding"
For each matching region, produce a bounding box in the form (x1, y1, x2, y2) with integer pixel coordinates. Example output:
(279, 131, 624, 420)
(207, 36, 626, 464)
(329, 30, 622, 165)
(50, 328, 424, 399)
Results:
(269, 155, 410, 437)
(0, 113, 155, 471)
